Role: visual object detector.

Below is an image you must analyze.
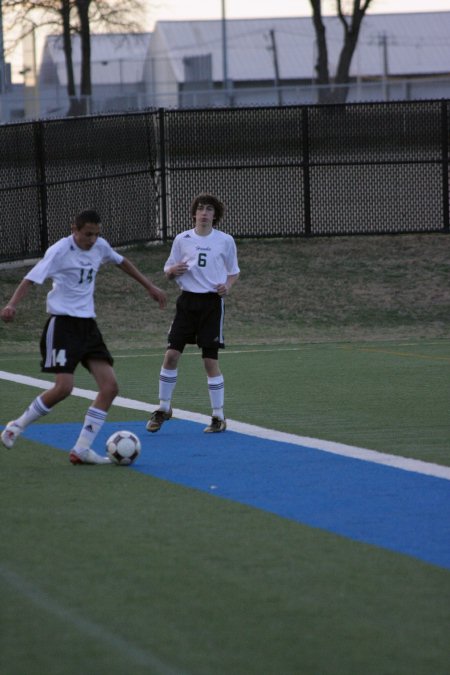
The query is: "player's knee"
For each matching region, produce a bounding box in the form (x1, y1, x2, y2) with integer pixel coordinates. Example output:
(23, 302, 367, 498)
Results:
(56, 382, 73, 399)
(164, 349, 181, 369)
(202, 347, 219, 360)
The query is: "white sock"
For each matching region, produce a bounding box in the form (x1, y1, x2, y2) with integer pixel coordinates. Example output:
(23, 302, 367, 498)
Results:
(208, 375, 224, 419)
(15, 396, 51, 429)
(159, 368, 177, 411)
(73, 407, 107, 452)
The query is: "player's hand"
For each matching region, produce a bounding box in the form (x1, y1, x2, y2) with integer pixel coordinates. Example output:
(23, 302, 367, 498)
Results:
(1, 305, 16, 322)
(170, 262, 189, 276)
(149, 286, 167, 309)
(216, 283, 229, 297)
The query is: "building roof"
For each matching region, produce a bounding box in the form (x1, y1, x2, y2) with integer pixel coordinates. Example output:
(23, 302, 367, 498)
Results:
(41, 33, 151, 86)
(152, 12, 450, 82)
(39, 12, 450, 88)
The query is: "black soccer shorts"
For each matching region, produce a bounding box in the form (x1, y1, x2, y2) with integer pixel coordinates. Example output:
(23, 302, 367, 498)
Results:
(40, 315, 114, 373)
(167, 291, 225, 354)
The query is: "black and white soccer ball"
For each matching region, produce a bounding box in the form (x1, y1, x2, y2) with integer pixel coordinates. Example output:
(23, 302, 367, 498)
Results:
(106, 430, 141, 466)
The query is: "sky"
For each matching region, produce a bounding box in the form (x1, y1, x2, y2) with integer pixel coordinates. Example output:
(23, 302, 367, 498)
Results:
(4, 0, 450, 82)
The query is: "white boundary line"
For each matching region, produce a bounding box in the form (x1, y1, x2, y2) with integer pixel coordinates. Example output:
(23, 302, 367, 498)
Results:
(1, 369, 450, 481)
(0, 564, 184, 675)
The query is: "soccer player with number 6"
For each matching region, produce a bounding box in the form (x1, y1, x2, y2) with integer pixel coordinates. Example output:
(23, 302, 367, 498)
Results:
(1, 209, 166, 464)
(147, 192, 239, 434)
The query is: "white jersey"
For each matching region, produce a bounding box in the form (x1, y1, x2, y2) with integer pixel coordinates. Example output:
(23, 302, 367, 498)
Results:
(25, 234, 123, 317)
(164, 228, 239, 293)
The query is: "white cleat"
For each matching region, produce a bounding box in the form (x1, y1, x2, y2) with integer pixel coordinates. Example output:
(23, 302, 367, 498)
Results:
(69, 448, 112, 465)
(1, 421, 23, 449)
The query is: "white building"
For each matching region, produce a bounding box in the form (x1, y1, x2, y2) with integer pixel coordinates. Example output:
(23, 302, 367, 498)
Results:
(37, 32, 151, 118)
(146, 12, 450, 107)
(1, 11, 450, 122)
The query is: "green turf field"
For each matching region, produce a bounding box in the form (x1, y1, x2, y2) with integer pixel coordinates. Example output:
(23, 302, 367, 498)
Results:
(1, 341, 449, 675)
(1, 235, 449, 674)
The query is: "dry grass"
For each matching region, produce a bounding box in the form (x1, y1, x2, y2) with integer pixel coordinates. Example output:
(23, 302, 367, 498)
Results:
(230, 233, 450, 343)
(1, 233, 449, 353)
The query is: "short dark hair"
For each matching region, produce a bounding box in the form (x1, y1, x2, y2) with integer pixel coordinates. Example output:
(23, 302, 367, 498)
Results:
(74, 209, 101, 229)
(191, 193, 225, 224)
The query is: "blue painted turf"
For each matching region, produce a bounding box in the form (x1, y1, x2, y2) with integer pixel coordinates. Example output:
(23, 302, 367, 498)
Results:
(16, 418, 450, 570)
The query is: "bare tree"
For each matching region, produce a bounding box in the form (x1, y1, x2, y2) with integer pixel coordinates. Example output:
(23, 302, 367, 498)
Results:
(310, 0, 373, 103)
(2, 1, 76, 100)
(2, 0, 146, 115)
(61, 0, 77, 107)
(75, 0, 91, 109)
(74, 0, 146, 111)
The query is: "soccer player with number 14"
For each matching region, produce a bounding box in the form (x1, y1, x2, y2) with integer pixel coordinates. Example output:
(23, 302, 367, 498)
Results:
(1, 210, 166, 464)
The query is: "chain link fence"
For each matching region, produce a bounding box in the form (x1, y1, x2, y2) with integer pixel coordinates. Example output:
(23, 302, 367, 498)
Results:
(0, 99, 448, 262)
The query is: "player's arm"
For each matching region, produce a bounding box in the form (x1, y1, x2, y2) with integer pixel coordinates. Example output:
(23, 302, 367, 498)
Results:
(117, 257, 167, 309)
(1, 278, 35, 322)
(216, 273, 239, 297)
(163, 238, 189, 280)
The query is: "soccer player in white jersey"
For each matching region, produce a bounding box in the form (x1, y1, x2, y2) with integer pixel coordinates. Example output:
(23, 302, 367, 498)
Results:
(147, 193, 239, 434)
(1, 209, 166, 464)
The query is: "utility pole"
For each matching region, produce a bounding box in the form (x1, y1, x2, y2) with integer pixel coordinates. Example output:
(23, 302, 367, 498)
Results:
(268, 29, 282, 106)
(221, 0, 230, 104)
(379, 32, 389, 101)
(0, 0, 6, 94)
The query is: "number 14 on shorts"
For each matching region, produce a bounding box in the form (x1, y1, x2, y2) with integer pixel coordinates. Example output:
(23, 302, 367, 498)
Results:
(51, 349, 67, 366)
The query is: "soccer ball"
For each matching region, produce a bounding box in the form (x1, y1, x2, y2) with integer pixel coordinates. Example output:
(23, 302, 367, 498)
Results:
(106, 430, 141, 466)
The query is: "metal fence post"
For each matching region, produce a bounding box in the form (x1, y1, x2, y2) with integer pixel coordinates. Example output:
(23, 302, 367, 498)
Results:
(441, 100, 449, 233)
(33, 121, 48, 254)
(158, 107, 168, 243)
(302, 106, 311, 236)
